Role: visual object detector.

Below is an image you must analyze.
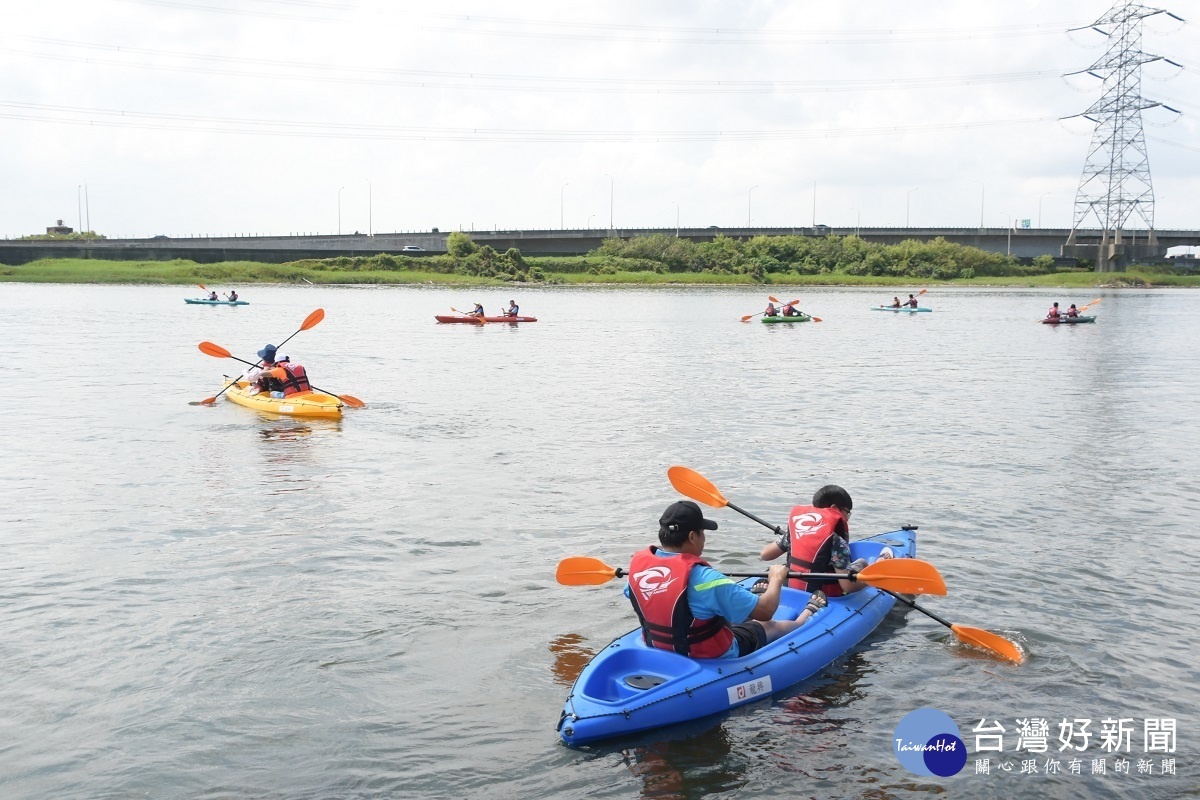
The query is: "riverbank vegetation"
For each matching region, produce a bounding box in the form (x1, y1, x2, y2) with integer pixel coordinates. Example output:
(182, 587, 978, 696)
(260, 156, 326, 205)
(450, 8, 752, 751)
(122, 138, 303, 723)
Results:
(3, 232, 1196, 287)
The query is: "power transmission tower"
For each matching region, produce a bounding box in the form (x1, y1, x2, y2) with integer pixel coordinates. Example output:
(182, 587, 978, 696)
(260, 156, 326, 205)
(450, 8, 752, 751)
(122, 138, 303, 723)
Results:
(1064, 1, 1182, 271)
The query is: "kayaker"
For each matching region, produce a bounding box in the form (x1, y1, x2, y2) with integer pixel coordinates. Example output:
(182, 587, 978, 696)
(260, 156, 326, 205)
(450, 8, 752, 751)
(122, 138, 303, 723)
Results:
(246, 344, 279, 395)
(907, 294, 919, 308)
(208, 291, 219, 301)
(1047, 302, 1061, 320)
(781, 302, 802, 317)
(759, 485, 892, 597)
(227, 290, 239, 301)
(891, 297, 902, 308)
(259, 353, 312, 397)
(624, 501, 825, 661)
(1067, 303, 1079, 318)
(764, 302, 777, 317)
(503, 300, 520, 317)
(469, 303, 485, 318)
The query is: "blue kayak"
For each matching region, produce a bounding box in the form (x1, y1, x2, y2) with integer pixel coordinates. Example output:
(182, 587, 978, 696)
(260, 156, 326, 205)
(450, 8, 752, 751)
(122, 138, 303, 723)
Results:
(871, 306, 931, 313)
(557, 527, 917, 746)
(185, 298, 249, 305)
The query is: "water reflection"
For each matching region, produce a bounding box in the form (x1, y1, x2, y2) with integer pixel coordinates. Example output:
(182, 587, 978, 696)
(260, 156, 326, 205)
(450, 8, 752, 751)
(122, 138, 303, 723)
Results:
(622, 726, 742, 800)
(548, 633, 597, 688)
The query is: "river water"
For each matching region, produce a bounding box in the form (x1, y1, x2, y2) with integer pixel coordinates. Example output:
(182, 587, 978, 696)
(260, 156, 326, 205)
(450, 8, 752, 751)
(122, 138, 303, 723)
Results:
(1, 283, 1196, 799)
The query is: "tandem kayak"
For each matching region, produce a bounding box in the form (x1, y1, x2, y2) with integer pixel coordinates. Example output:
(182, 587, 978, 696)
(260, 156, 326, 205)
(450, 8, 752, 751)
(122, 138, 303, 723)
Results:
(434, 315, 538, 323)
(557, 527, 917, 746)
(871, 306, 931, 313)
(1041, 315, 1095, 325)
(186, 298, 249, 306)
(761, 314, 811, 324)
(221, 380, 343, 419)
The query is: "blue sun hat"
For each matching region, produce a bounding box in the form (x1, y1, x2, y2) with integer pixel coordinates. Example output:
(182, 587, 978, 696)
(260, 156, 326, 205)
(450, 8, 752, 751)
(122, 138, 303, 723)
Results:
(257, 344, 277, 361)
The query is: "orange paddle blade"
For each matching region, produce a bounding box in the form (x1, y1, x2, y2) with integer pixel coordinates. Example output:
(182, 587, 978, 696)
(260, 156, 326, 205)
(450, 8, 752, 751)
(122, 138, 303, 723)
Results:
(951, 624, 1025, 664)
(768, 295, 781, 303)
(810, 317, 823, 322)
(1079, 297, 1102, 312)
(556, 556, 621, 586)
(667, 466, 729, 508)
(857, 558, 947, 595)
(301, 308, 325, 330)
(335, 393, 365, 408)
(190, 396, 218, 406)
(741, 314, 756, 322)
(197, 283, 207, 291)
(916, 288, 927, 297)
(198, 341, 233, 359)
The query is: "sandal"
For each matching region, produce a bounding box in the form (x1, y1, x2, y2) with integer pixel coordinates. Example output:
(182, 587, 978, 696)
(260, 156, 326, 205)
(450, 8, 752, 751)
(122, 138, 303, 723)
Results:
(804, 590, 827, 615)
(750, 579, 770, 595)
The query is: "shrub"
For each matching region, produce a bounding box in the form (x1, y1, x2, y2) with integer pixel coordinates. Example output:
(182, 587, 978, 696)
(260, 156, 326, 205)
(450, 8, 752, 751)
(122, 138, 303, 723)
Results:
(447, 231, 478, 257)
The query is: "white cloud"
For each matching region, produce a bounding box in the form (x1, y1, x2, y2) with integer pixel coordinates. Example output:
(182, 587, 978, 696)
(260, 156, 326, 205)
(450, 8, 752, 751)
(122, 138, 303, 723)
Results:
(0, 0, 1195, 238)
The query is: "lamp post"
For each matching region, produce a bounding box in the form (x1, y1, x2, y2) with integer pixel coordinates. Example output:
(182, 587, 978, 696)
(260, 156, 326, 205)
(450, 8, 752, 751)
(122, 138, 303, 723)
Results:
(605, 173, 614, 229)
(973, 181, 985, 227)
(1039, 192, 1052, 228)
(672, 201, 680, 236)
(587, 214, 595, 229)
(338, 186, 344, 235)
(77, 185, 82, 233)
(1000, 213, 1012, 256)
(748, 185, 758, 227)
(906, 188, 919, 227)
(850, 207, 861, 237)
(367, 179, 373, 236)
(560, 182, 569, 229)
(810, 178, 817, 227)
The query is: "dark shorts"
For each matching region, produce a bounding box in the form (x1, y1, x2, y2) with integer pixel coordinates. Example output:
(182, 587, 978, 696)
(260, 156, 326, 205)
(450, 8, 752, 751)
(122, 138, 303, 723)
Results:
(731, 621, 767, 657)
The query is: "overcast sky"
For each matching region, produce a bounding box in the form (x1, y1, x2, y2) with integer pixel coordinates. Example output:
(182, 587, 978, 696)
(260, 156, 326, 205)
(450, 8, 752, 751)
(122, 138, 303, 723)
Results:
(1, 0, 1196, 239)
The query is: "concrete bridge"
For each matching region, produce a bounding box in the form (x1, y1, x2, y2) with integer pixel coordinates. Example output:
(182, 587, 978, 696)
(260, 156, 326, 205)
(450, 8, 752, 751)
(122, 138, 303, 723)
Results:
(3, 225, 1197, 270)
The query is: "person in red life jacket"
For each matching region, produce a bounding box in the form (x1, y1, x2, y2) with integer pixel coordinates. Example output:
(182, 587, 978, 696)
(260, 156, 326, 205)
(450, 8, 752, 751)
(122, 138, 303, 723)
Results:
(764, 301, 777, 318)
(624, 501, 825, 660)
(259, 353, 312, 397)
(208, 291, 219, 301)
(907, 294, 919, 308)
(890, 297, 902, 308)
(1067, 303, 1079, 318)
(226, 289, 239, 301)
(759, 485, 892, 597)
(469, 302, 485, 318)
(503, 300, 520, 318)
(781, 301, 803, 317)
(1047, 302, 1061, 320)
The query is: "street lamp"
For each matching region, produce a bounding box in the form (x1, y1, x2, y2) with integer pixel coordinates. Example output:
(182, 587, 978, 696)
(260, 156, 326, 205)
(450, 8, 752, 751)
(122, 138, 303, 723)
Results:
(367, 179, 373, 236)
(748, 185, 758, 227)
(1039, 192, 1052, 228)
(560, 182, 569, 229)
(850, 207, 861, 237)
(604, 173, 614, 229)
(77, 185, 82, 233)
(338, 186, 344, 235)
(973, 181, 985, 228)
(672, 201, 680, 236)
(587, 214, 595, 229)
(1000, 213, 1013, 256)
(906, 188, 919, 228)
(809, 178, 817, 227)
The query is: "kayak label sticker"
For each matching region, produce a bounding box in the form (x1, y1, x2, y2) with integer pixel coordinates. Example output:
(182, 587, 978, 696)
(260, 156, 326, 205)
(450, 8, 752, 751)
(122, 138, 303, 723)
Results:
(632, 566, 676, 600)
(279, 405, 294, 412)
(727, 676, 772, 706)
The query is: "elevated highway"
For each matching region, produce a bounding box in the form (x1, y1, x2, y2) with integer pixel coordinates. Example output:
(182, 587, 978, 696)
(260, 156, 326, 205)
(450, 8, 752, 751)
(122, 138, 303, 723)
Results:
(3, 226, 1196, 270)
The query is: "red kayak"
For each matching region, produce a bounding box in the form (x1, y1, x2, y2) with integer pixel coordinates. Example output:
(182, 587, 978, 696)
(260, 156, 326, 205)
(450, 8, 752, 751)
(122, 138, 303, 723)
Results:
(434, 315, 538, 324)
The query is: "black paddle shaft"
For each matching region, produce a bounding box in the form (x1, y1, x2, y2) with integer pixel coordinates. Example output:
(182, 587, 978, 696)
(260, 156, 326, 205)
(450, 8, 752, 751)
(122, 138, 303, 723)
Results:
(219, 352, 344, 402)
(614, 567, 853, 583)
(206, 327, 309, 403)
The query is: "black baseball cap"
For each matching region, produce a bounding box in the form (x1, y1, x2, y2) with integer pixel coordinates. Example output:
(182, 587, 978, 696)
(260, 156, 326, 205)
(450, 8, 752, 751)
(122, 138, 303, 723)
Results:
(659, 500, 718, 534)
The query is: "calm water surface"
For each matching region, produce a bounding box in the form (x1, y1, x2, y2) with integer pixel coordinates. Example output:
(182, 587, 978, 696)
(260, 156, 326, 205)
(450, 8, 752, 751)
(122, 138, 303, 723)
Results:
(1, 283, 1197, 799)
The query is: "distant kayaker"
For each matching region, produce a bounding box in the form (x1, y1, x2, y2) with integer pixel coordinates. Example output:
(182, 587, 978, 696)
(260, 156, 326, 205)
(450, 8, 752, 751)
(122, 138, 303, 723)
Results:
(259, 353, 312, 397)
(1047, 302, 1061, 319)
(504, 300, 520, 317)
(469, 303, 485, 318)
(891, 297, 902, 308)
(907, 294, 919, 308)
(208, 291, 219, 301)
(759, 485, 892, 596)
(781, 302, 802, 317)
(623, 501, 825, 661)
(764, 302, 777, 317)
(227, 290, 239, 301)
(1067, 304, 1079, 318)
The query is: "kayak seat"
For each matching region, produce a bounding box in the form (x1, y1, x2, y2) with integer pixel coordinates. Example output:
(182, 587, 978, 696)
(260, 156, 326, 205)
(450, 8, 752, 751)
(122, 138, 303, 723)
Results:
(580, 645, 701, 702)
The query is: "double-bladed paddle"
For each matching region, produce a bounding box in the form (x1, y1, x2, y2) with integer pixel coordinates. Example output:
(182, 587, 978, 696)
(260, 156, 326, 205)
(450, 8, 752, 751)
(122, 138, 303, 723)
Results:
(555, 555, 945, 595)
(197, 342, 365, 408)
(191, 308, 325, 406)
(451, 306, 486, 325)
(665, 465, 1024, 664)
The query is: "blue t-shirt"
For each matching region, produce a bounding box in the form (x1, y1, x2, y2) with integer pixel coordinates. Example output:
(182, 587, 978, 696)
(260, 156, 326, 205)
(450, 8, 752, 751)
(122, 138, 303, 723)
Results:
(624, 551, 759, 658)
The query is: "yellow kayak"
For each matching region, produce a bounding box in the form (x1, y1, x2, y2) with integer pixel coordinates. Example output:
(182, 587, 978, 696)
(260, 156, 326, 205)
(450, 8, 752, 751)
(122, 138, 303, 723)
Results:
(222, 380, 344, 419)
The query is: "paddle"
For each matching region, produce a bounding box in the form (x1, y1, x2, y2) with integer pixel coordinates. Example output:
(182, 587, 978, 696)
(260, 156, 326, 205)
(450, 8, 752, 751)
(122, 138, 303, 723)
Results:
(555, 555, 945, 595)
(741, 296, 796, 322)
(1077, 297, 1102, 313)
(197, 342, 365, 407)
(780, 299, 823, 323)
(191, 308, 325, 406)
(451, 306, 486, 325)
(666, 465, 1023, 664)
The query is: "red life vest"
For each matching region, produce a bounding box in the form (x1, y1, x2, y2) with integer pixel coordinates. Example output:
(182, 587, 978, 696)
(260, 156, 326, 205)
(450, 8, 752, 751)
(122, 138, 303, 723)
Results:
(279, 364, 312, 396)
(787, 505, 850, 597)
(1048, 306, 1061, 318)
(627, 547, 735, 659)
